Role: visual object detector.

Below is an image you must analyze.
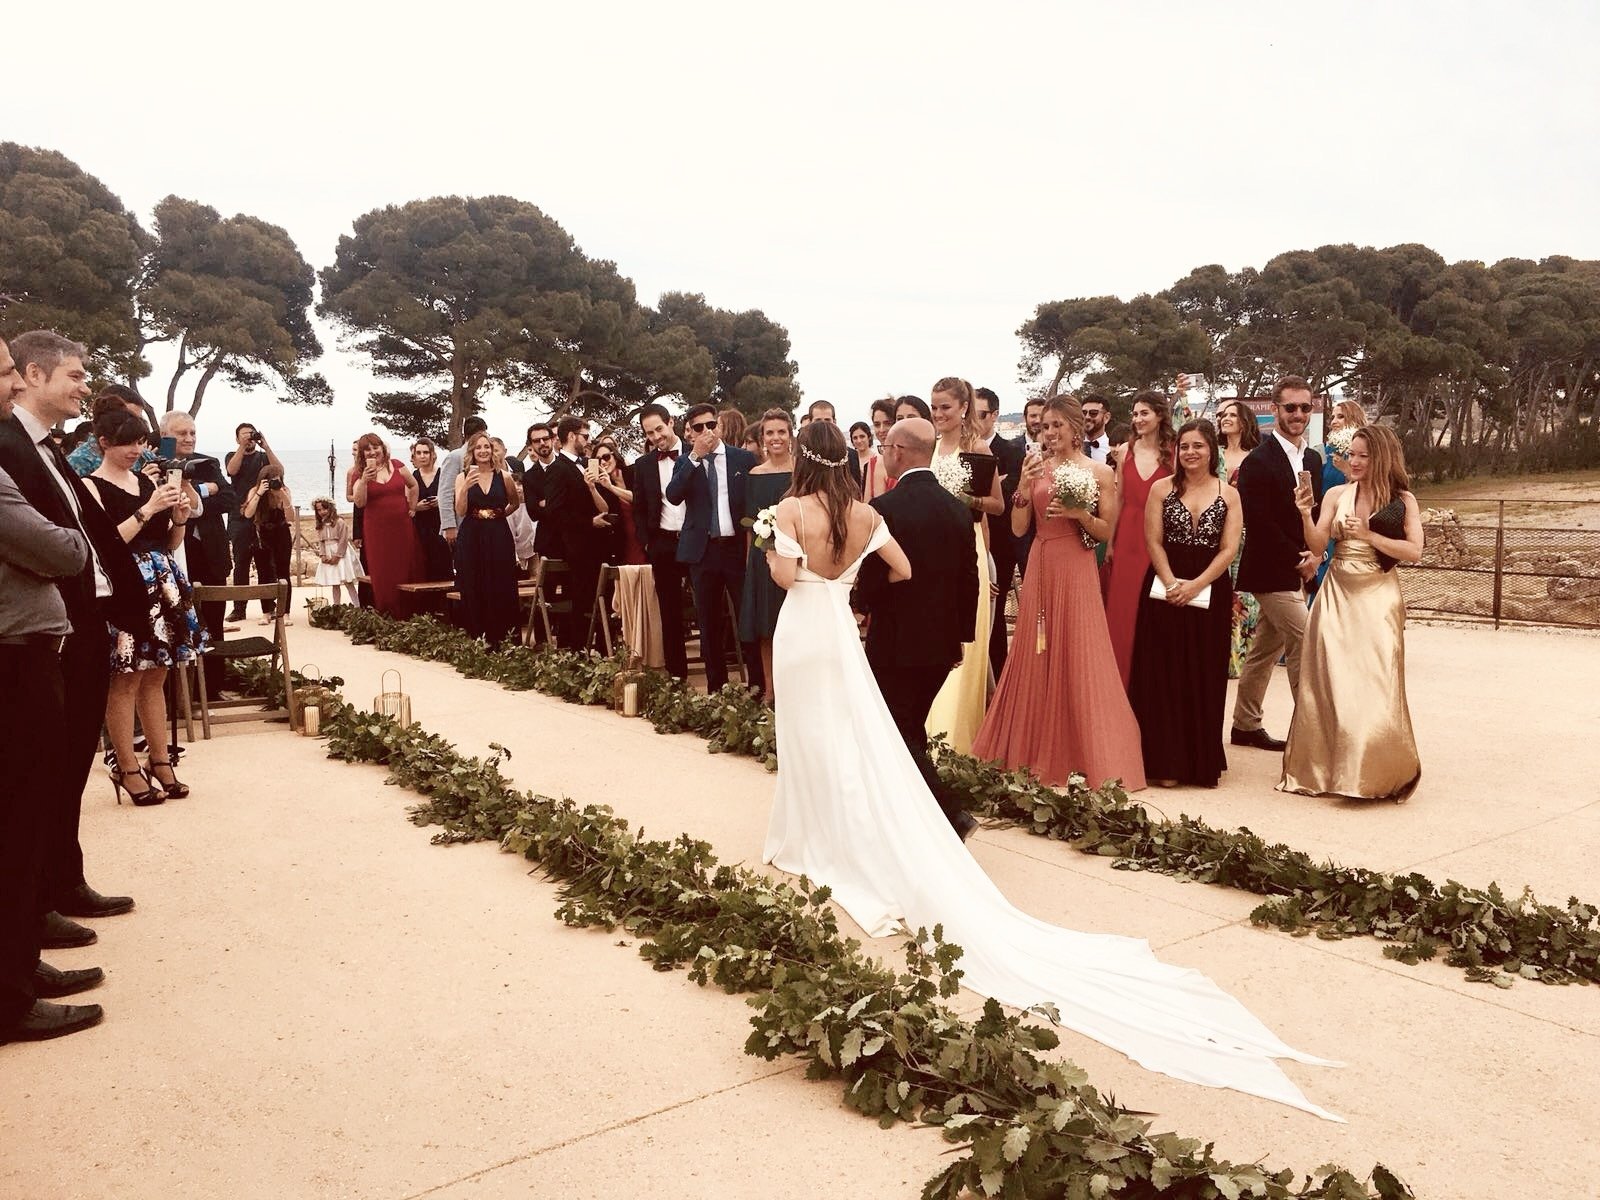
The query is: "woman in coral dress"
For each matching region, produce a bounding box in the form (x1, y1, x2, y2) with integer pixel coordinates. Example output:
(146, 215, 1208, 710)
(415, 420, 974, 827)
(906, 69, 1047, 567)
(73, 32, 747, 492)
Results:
(972, 395, 1145, 791)
(1105, 391, 1175, 687)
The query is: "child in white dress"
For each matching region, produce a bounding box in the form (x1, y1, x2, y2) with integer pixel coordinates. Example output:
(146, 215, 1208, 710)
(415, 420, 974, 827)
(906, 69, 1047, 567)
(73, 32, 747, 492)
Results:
(311, 498, 361, 606)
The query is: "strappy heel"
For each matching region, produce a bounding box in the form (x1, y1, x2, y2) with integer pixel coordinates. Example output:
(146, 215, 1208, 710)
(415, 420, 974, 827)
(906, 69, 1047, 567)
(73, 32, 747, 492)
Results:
(147, 759, 189, 800)
(111, 765, 165, 807)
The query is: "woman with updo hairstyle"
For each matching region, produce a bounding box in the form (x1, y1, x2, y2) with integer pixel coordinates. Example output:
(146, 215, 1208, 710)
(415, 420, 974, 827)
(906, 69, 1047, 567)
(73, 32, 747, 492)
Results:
(739, 408, 796, 703)
(971, 395, 1144, 790)
(1104, 390, 1176, 687)
(893, 395, 931, 423)
(85, 409, 205, 806)
(924, 376, 1004, 756)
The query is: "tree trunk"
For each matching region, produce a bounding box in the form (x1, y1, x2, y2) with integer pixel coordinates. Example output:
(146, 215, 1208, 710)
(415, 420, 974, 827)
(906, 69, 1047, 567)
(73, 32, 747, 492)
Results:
(166, 331, 190, 412)
(187, 355, 226, 418)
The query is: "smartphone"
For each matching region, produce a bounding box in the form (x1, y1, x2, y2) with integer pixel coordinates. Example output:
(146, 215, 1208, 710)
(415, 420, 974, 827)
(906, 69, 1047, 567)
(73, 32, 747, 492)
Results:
(1296, 470, 1312, 493)
(158, 436, 178, 461)
(166, 468, 183, 491)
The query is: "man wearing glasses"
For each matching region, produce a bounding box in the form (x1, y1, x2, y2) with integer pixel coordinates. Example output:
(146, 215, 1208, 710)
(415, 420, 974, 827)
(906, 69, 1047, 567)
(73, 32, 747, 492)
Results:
(517, 423, 556, 551)
(666, 403, 757, 693)
(633, 405, 692, 679)
(1230, 376, 1325, 751)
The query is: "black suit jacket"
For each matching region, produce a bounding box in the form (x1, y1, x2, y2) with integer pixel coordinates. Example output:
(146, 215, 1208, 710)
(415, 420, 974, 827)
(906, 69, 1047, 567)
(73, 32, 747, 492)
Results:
(0, 415, 152, 641)
(541, 455, 598, 565)
(1235, 438, 1325, 594)
(181, 453, 234, 584)
(859, 470, 979, 669)
(631, 447, 681, 555)
(984, 435, 1025, 572)
(665, 443, 756, 564)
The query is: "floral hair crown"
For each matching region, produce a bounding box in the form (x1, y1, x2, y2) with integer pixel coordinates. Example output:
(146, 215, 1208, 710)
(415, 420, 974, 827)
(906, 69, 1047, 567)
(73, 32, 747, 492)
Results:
(799, 444, 848, 468)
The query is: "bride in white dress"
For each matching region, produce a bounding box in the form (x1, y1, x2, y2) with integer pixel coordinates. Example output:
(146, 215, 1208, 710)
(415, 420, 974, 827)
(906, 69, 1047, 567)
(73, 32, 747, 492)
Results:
(762, 422, 1341, 1121)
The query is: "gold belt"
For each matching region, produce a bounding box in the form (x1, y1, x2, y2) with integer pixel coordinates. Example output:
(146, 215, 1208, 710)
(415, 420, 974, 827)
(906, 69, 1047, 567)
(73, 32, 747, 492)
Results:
(469, 508, 505, 520)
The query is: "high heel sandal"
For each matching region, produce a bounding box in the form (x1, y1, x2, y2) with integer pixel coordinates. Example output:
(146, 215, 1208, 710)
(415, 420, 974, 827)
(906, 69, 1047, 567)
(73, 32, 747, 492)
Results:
(147, 759, 189, 800)
(111, 765, 165, 807)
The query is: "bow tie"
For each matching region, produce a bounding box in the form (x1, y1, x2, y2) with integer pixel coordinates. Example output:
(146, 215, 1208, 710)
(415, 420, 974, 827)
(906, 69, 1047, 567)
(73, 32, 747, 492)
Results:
(656, 449, 680, 461)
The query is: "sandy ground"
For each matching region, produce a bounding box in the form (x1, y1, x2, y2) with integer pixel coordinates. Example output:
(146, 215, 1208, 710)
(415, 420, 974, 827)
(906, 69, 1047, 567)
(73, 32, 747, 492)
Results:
(3, 618, 1598, 1199)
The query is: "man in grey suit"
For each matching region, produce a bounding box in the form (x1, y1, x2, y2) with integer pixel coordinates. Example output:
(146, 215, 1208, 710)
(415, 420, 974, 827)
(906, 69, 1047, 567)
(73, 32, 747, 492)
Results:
(0, 337, 106, 1044)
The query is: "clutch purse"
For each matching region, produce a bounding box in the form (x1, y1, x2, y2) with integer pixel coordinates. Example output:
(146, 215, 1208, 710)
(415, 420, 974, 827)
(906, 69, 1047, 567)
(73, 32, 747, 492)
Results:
(958, 452, 998, 499)
(1367, 498, 1407, 572)
(1149, 577, 1212, 609)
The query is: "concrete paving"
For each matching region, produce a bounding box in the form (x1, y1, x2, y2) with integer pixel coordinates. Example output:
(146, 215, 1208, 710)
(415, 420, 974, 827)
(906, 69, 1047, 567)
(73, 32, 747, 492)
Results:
(2, 618, 1597, 1199)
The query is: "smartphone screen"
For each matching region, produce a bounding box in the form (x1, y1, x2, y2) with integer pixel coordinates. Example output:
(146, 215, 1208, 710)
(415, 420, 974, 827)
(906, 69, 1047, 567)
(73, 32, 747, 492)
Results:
(158, 436, 178, 460)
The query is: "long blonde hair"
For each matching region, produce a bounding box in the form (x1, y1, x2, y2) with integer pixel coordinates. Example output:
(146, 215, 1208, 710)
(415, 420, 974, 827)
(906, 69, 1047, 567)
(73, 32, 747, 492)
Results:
(931, 376, 980, 451)
(1329, 399, 1367, 432)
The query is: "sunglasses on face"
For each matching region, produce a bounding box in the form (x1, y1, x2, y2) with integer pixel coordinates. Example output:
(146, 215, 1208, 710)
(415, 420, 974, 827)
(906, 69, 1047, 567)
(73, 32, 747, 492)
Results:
(597, 453, 615, 463)
(689, 420, 718, 433)
(1279, 403, 1312, 414)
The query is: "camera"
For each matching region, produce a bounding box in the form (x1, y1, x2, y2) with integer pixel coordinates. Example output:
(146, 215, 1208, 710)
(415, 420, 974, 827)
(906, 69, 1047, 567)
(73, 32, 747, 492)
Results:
(266, 478, 284, 490)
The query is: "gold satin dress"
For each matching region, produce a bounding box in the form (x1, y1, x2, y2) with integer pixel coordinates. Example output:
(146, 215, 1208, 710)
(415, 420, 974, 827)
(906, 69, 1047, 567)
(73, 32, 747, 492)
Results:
(1280, 487, 1421, 801)
(927, 520, 992, 756)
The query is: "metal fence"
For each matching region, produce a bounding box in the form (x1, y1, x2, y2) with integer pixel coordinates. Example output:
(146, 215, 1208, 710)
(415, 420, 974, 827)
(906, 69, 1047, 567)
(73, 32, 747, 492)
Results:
(1404, 499, 1600, 630)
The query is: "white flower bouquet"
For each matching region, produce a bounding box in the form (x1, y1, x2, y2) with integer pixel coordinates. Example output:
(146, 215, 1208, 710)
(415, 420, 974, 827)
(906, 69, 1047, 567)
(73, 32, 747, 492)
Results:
(1050, 462, 1102, 549)
(1327, 426, 1357, 457)
(745, 504, 781, 550)
(931, 453, 973, 500)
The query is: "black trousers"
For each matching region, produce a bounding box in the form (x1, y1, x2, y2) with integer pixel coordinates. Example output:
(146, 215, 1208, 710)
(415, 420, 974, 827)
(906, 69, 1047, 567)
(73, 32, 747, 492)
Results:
(256, 522, 294, 615)
(560, 552, 602, 650)
(226, 515, 260, 612)
(988, 543, 1017, 681)
(0, 641, 67, 1023)
(646, 534, 690, 679)
(47, 621, 112, 912)
(689, 538, 746, 693)
(869, 656, 967, 832)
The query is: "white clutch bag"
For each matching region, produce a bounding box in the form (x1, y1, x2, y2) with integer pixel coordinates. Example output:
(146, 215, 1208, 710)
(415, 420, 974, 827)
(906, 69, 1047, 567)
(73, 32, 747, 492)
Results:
(1149, 577, 1211, 609)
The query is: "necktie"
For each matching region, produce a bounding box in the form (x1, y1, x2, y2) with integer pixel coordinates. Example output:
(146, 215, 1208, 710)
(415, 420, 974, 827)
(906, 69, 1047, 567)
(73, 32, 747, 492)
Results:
(705, 452, 721, 537)
(657, 448, 680, 462)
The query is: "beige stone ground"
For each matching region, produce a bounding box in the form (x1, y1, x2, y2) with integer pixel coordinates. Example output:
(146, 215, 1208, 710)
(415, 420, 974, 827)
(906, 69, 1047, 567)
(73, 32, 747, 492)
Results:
(2, 615, 1598, 1199)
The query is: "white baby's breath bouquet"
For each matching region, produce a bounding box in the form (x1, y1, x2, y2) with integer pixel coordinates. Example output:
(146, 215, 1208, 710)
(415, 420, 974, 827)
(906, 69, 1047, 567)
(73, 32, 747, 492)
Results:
(1327, 427, 1357, 457)
(745, 504, 781, 550)
(1050, 462, 1102, 550)
(931, 453, 973, 499)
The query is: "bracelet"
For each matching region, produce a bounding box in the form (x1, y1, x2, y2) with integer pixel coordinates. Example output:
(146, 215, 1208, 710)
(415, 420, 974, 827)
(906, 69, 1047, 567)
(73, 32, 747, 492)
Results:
(133, 509, 149, 526)
(1013, 493, 1031, 508)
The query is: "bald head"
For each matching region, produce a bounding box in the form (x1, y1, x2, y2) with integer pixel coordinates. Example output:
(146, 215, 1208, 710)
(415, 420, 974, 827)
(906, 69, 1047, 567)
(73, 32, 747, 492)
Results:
(881, 416, 935, 479)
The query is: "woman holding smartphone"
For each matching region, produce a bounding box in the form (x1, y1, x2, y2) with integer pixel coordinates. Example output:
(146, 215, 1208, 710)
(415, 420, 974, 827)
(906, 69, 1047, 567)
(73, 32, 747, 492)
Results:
(353, 432, 423, 617)
(243, 463, 297, 624)
(85, 410, 206, 805)
(452, 430, 522, 646)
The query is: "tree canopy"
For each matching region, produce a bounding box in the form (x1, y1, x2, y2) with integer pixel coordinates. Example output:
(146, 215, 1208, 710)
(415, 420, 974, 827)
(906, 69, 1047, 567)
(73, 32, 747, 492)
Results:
(140, 195, 328, 417)
(1022, 244, 1600, 474)
(0, 143, 145, 379)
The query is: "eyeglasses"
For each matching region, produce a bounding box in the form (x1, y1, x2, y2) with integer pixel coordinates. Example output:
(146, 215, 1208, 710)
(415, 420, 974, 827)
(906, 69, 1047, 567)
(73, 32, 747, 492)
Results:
(1279, 403, 1312, 414)
(688, 420, 718, 433)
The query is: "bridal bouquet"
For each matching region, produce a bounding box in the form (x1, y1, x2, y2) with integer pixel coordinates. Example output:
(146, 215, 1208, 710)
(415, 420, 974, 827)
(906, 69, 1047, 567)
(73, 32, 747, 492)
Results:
(744, 504, 781, 550)
(1050, 462, 1101, 549)
(931, 453, 972, 499)
(1327, 426, 1358, 457)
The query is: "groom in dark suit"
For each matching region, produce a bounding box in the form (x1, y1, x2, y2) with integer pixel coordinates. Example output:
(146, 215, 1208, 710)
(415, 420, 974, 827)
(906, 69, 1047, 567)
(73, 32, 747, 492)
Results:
(857, 418, 980, 840)
(666, 403, 758, 693)
(1231, 376, 1325, 750)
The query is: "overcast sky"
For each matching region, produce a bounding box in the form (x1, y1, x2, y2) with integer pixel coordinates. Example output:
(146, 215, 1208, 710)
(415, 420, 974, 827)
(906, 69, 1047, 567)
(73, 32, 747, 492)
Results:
(11, 1, 1599, 488)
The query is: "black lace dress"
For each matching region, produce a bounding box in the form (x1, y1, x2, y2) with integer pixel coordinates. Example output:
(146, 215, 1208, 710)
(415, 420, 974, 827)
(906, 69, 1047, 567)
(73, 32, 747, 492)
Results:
(1127, 486, 1235, 787)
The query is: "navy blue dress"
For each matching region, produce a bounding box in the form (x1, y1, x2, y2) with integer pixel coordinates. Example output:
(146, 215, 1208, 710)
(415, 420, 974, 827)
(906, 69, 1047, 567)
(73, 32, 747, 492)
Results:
(455, 473, 519, 646)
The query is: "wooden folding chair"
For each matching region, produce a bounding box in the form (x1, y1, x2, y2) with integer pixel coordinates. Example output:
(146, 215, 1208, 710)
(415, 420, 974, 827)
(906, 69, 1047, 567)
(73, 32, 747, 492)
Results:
(188, 582, 300, 736)
(586, 564, 622, 656)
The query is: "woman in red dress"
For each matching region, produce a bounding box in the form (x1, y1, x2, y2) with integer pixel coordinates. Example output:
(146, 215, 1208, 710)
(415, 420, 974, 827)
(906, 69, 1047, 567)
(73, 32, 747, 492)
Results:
(972, 395, 1145, 791)
(1104, 390, 1175, 687)
(352, 432, 423, 616)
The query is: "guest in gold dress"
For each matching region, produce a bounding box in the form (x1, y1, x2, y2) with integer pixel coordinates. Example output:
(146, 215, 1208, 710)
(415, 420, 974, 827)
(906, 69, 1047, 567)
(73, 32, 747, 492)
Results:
(924, 378, 1004, 755)
(1280, 425, 1423, 801)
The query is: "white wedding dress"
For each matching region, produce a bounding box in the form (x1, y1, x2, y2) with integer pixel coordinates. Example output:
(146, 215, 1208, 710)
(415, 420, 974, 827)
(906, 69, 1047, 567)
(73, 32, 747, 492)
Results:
(762, 520, 1342, 1121)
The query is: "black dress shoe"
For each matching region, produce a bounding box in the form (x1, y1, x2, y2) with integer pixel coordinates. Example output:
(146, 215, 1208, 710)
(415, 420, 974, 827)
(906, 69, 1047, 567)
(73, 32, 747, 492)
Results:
(1230, 726, 1287, 752)
(41, 911, 97, 949)
(56, 884, 134, 918)
(951, 811, 980, 843)
(33, 961, 105, 998)
(0, 1000, 104, 1044)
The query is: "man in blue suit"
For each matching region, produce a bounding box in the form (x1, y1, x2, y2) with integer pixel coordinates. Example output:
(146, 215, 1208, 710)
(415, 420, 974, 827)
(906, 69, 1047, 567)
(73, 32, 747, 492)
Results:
(666, 403, 757, 693)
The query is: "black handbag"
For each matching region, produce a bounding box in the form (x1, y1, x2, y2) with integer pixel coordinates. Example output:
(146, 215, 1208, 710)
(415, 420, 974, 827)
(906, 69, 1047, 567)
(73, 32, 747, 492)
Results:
(1367, 498, 1407, 572)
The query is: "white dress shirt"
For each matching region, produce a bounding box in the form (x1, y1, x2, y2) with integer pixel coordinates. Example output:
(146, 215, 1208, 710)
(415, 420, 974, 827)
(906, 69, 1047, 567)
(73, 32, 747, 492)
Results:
(693, 442, 734, 537)
(1271, 428, 1306, 473)
(14, 406, 112, 596)
(1083, 434, 1110, 464)
(655, 440, 686, 532)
